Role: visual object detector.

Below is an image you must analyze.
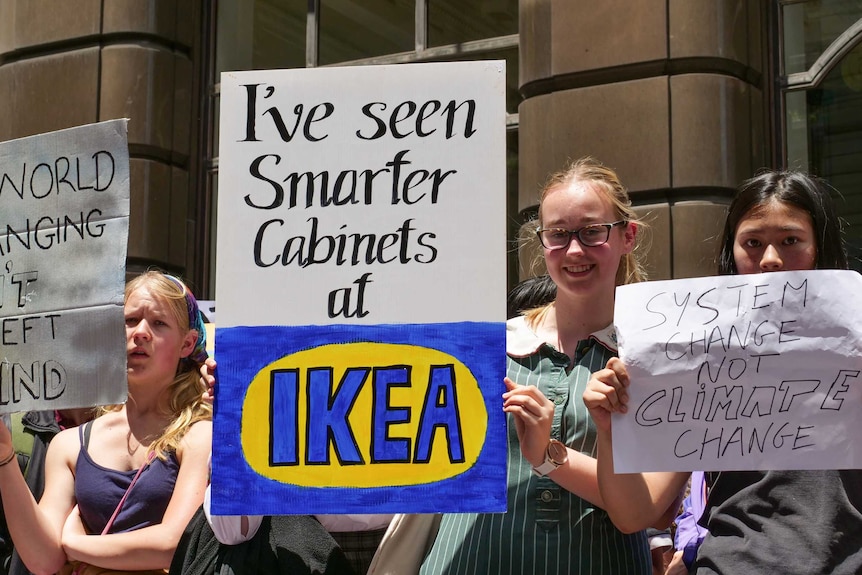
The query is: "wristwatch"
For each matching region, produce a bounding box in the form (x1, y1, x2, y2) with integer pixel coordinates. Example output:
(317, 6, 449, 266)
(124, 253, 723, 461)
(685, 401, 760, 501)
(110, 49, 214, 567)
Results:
(531, 439, 568, 477)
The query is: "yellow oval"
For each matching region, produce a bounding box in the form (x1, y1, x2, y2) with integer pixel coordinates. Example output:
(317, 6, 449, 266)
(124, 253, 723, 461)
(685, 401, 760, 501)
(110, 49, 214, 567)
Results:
(241, 342, 487, 487)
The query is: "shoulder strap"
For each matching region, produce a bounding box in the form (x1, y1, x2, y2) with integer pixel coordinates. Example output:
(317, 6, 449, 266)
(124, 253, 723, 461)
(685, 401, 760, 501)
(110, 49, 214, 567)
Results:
(101, 451, 155, 535)
(79, 420, 93, 449)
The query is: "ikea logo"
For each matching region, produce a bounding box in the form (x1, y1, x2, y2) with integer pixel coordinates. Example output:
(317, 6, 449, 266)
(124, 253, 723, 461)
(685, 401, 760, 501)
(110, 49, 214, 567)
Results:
(241, 342, 487, 487)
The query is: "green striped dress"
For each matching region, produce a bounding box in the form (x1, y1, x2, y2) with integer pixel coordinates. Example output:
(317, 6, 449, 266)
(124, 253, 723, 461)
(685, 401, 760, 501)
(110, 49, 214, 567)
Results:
(420, 316, 650, 575)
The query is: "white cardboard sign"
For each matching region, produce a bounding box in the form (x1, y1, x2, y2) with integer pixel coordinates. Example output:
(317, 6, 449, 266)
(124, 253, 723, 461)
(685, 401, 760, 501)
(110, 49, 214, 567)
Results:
(0, 120, 130, 413)
(211, 62, 508, 515)
(215, 62, 506, 327)
(613, 270, 862, 472)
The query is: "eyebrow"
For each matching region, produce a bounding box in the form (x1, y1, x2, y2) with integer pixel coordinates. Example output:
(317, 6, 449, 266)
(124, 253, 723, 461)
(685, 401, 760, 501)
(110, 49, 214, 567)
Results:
(737, 224, 809, 233)
(542, 217, 608, 227)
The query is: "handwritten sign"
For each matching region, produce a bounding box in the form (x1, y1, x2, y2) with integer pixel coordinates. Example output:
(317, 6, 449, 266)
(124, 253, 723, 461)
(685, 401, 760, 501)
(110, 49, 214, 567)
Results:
(211, 62, 507, 515)
(612, 270, 862, 472)
(0, 120, 130, 413)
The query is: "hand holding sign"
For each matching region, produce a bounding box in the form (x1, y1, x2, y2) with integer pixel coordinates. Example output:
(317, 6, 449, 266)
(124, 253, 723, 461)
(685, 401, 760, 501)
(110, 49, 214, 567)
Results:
(583, 356, 631, 433)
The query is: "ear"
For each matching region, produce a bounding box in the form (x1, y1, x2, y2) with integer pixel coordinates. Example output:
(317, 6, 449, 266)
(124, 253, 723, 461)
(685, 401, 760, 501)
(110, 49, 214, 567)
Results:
(621, 222, 637, 254)
(179, 330, 198, 359)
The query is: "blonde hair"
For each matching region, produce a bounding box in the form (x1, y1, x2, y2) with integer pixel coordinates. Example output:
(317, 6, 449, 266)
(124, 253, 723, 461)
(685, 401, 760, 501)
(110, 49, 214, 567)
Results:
(525, 157, 647, 322)
(102, 271, 212, 460)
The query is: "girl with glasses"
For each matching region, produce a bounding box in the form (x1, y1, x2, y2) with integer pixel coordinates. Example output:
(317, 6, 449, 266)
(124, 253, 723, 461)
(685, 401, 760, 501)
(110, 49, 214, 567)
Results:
(421, 156, 654, 574)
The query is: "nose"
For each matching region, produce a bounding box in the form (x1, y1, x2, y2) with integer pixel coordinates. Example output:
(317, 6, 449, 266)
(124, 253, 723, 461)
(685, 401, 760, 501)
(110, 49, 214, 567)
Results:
(565, 234, 586, 256)
(759, 244, 784, 271)
(130, 319, 152, 341)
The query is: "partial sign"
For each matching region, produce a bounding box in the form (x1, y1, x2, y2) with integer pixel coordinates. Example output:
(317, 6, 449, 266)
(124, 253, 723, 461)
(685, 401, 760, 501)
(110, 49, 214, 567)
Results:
(0, 120, 130, 413)
(212, 62, 507, 515)
(612, 270, 862, 472)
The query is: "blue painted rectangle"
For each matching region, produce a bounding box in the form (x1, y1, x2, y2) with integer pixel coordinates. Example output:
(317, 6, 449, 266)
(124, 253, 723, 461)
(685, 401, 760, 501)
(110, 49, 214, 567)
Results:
(210, 321, 507, 515)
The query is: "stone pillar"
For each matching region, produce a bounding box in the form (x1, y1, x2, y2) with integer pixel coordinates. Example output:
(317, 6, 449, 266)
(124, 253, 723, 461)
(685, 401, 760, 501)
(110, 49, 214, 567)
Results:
(0, 0, 204, 282)
(517, 0, 766, 281)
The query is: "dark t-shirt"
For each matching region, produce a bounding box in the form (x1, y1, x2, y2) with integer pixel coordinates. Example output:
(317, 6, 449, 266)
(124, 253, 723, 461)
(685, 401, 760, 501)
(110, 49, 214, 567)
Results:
(695, 470, 862, 574)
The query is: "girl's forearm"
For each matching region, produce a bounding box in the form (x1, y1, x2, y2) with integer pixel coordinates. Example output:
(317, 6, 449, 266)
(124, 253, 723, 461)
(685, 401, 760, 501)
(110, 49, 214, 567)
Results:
(595, 430, 687, 533)
(0, 465, 67, 575)
(63, 525, 182, 571)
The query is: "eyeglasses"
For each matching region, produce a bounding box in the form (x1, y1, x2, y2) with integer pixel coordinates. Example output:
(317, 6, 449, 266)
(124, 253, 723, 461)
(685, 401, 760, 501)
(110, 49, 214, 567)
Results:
(536, 221, 627, 250)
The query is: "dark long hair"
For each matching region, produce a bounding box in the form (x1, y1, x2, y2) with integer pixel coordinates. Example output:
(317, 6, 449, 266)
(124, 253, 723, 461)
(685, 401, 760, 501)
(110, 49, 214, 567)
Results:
(718, 170, 848, 274)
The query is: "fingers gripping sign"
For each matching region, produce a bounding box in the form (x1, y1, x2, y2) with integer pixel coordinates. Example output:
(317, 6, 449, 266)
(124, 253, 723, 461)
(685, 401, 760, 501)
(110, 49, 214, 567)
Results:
(583, 357, 631, 434)
(200, 358, 217, 405)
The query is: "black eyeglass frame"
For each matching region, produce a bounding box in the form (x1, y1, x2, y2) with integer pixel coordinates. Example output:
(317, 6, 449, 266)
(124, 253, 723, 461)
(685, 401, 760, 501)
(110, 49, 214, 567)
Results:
(535, 220, 628, 250)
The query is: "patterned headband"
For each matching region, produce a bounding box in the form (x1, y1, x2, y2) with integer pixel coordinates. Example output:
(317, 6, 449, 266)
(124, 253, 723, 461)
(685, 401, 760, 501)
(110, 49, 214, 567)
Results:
(164, 274, 209, 365)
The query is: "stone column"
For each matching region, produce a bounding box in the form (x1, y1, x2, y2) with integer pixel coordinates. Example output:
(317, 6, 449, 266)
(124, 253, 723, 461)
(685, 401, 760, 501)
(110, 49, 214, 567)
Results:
(517, 0, 766, 281)
(0, 0, 204, 282)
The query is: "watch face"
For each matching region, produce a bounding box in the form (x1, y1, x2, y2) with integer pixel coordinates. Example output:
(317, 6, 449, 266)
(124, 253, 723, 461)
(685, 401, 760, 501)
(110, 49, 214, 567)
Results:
(548, 440, 568, 465)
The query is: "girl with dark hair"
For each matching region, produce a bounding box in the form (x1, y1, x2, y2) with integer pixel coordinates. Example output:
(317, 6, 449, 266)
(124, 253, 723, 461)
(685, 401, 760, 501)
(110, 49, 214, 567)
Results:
(584, 170, 862, 575)
(718, 170, 848, 274)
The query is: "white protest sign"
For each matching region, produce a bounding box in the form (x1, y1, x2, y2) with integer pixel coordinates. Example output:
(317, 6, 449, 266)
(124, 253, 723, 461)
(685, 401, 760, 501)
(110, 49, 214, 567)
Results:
(216, 62, 505, 326)
(211, 62, 507, 515)
(612, 270, 862, 472)
(0, 120, 130, 413)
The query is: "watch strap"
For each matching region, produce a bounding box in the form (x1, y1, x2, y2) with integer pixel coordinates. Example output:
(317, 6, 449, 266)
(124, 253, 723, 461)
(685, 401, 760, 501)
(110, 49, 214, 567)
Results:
(531, 459, 560, 477)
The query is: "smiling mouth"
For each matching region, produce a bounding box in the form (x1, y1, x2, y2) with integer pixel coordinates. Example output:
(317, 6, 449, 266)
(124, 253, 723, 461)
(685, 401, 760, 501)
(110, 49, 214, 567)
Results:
(564, 264, 593, 274)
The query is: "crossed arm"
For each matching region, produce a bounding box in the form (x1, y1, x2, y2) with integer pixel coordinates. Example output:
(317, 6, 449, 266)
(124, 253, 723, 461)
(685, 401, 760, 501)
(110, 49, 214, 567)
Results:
(0, 420, 212, 575)
(60, 421, 212, 570)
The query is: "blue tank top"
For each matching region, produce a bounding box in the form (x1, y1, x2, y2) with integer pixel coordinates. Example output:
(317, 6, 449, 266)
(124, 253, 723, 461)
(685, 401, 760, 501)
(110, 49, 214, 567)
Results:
(75, 421, 180, 534)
